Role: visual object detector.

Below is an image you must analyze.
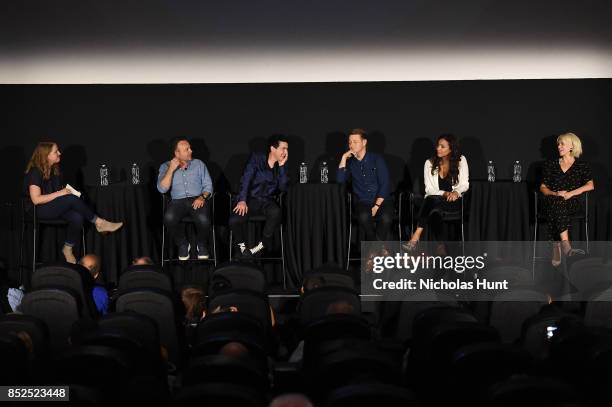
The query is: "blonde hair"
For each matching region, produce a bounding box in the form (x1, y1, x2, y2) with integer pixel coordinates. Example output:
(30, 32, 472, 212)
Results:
(557, 132, 583, 158)
(25, 141, 60, 180)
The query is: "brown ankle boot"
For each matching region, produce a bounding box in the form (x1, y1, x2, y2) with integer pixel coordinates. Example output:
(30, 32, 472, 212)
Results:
(62, 244, 76, 264)
(96, 218, 123, 234)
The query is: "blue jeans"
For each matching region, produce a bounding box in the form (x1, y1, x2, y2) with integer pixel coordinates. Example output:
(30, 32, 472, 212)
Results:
(35, 195, 96, 246)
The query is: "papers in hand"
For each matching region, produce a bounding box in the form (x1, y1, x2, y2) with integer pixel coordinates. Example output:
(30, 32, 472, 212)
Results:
(66, 184, 82, 198)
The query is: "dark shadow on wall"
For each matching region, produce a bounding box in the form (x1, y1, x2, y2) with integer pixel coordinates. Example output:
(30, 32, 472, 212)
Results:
(0, 146, 26, 274)
(145, 137, 171, 204)
(581, 133, 611, 196)
(61, 145, 87, 192)
(145, 138, 172, 261)
(407, 138, 435, 197)
(222, 137, 268, 195)
(190, 137, 223, 191)
(526, 135, 559, 193)
(285, 134, 304, 186)
(368, 130, 410, 196)
(311, 131, 346, 184)
(460, 136, 486, 182)
(1, 146, 27, 202)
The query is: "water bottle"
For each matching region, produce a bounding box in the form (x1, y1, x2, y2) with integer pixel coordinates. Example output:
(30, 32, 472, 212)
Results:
(320, 161, 329, 184)
(487, 161, 496, 182)
(99, 164, 109, 186)
(131, 163, 140, 185)
(512, 160, 522, 182)
(299, 162, 308, 184)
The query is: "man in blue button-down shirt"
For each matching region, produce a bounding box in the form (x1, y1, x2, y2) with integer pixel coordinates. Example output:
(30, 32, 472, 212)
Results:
(230, 135, 289, 257)
(158, 138, 213, 260)
(337, 129, 393, 241)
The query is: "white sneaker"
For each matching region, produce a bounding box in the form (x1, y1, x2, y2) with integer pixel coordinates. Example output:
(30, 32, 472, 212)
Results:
(249, 241, 265, 257)
(197, 243, 210, 260)
(178, 243, 191, 261)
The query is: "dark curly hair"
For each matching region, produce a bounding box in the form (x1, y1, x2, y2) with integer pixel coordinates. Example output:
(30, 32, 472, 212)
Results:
(429, 134, 461, 186)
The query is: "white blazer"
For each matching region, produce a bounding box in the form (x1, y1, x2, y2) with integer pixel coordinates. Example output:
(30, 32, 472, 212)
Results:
(424, 155, 470, 197)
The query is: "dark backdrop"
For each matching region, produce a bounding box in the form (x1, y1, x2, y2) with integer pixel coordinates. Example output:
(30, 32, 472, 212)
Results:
(2, 78, 611, 272)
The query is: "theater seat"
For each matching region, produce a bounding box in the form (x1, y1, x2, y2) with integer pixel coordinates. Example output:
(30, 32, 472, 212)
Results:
(20, 288, 81, 352)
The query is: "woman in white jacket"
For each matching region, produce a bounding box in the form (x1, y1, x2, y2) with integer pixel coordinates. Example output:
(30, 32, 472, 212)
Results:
(405, 134, 469, 249)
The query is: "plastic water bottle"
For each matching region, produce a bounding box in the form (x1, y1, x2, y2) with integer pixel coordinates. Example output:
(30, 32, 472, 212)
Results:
(487, 161, 496, 182)
(299, 162, 308, 184)
(320, 161, 329, 184)
(100, 164, 109, 186)
(512, 160, 522, 182)
(131, 163, 140, 185)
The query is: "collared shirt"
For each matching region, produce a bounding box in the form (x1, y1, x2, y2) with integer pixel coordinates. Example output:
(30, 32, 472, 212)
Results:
(337, 151, 390, 204)
(157, 159, 213, 200)
(238, 152, 289, 202)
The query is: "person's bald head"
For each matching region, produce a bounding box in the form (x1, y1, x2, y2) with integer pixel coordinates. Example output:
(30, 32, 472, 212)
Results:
(79, 254, 101, 279)
(132, 256, 154, 266)
(219, 341, 249, 359)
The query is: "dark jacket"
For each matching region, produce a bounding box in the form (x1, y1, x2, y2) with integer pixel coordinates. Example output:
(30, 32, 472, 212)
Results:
(238, 153, 289, 202)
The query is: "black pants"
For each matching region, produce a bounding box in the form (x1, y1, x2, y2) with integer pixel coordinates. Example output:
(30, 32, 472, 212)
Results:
(542, 195, 582, 241)
(355, 199, 394, 241)
(416, 195, 461, 241)
(229, 198, 281, 247)
(35, 195, 96, 247)
(164, 197, 211, 246)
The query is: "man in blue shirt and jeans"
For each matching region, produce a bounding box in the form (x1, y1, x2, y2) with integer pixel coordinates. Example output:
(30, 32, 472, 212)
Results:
(337, 128, 393, 241)
(230, 135, 289, 257)
(158, 138, 213, 260)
